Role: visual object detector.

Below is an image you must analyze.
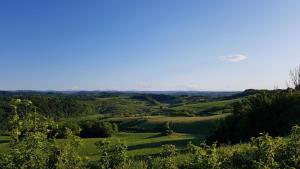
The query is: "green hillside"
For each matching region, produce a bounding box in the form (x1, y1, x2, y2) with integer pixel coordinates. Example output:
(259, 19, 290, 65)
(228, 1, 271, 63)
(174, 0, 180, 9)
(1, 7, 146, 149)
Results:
(107, 114, 229, 135)
(169, 99, 236, 116)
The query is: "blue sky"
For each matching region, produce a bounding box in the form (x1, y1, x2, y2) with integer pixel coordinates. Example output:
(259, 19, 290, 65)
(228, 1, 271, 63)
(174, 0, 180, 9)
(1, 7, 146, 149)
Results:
(1, 0, 300, 91)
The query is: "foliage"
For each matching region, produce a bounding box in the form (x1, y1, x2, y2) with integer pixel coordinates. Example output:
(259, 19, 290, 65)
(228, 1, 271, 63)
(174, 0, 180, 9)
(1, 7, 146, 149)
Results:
(8, 132, 51, 169)
(177, 126, 300, 169)
(156, 144, 177, 169)
(0, 99, 84, 169)
(50, 128, 83, 169)
(210, 90, 300, 143)
(94, 139, 128, 169)
(250, 134, 280, 169)
(276, 125, 300, 168)
(183, 142, 221, 169)
(56, 121, 82, 138)
(80, 120, 118, 138)
(4, 91, 300, 168)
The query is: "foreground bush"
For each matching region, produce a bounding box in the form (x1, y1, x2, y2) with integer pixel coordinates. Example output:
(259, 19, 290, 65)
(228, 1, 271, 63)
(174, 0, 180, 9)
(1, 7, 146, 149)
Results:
(0, 99, 84, 169)
(89, 139, 127, 169)
(178, 126, 300, 169)
(159, 144, 178, 169)
(182, 142, 221, 169)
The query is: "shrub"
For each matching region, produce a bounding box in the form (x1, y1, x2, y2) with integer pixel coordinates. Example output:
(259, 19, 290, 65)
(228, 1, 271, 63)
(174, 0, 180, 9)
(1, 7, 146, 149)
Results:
(181, 127, 300, 169)
(0, 99, 84, 169)
(250, 134, 280, 169)
(54, 121, 82, 138)
(276, 125, 300, 168)
(123, 160, 148, 169)
(7, 131, 51, 169)
(183, 142, 221, 169)
(158, 144, 178, 169)
(50, 128, 83, 169)
(94, 139, 128, 169)
(80, 120, 118, 138)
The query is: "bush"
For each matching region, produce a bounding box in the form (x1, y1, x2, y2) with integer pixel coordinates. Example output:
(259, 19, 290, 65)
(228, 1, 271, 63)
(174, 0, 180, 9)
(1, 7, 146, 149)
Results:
(0, 99, 84, 169)
(50, 128, 83, 169)
(183, 142, 221, 169)
(276, 125, 300, 168)
(80, 120, 118, 138)
(250, 134, 280, 169)
(54, 121, 82, 138)
(178, 126, 300, 169)
(158, 144, 178, 169)
(93, 139, 128, 169)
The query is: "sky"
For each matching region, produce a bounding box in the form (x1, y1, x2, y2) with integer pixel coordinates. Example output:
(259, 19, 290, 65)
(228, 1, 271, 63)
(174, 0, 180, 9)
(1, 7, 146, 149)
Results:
(1, 0, 300, 91)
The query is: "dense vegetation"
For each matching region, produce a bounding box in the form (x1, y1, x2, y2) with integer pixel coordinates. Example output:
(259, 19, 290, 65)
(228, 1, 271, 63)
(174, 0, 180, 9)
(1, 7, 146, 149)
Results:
(0, 91, 235, 133)
(2, 99, 300, 169)
(0, 99, 83, 169)
(1, 85, 300, 168)
(210, 89, 300, 143)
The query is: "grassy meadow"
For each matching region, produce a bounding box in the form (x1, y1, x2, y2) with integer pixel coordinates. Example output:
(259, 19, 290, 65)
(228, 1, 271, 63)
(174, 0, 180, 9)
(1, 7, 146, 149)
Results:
(79, 132, 201, 160)
(0, 112, 226, 159)
(0, 97, 231, 159)
(106, 113, 229, 135)
(0, 133, 200, 160)
(170, 99, 236, 115)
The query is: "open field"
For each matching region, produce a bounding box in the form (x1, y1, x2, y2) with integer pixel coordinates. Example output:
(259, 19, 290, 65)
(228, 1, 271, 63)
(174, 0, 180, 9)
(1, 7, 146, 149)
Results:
(0, 133, 201, 160)
(79, 132, 202, 160)
(1, 114, 224, 158)
(107, 114, 229, 135)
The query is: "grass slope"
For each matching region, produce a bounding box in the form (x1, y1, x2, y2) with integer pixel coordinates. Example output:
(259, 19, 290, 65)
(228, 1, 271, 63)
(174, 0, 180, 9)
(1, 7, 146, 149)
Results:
(107, 114, 229, 135)
(0, 133, 201, 160)
(170, 99, 236, 115)
(79, 132, 201, 160)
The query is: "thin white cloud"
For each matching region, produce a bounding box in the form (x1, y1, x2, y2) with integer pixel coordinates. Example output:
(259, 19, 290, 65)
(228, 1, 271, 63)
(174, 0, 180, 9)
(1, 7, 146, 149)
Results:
(221, 54, 248, 62)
